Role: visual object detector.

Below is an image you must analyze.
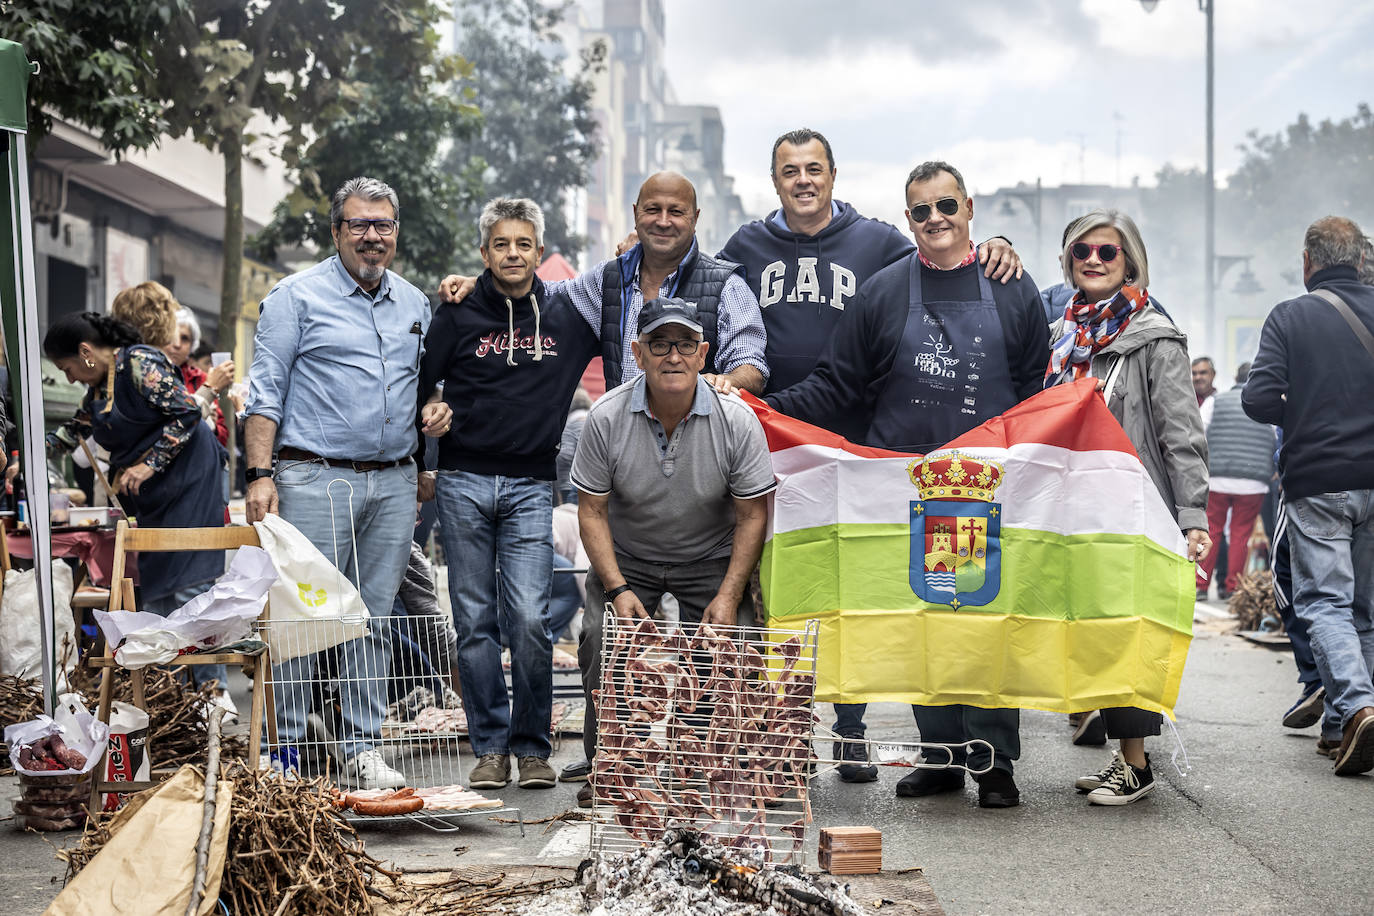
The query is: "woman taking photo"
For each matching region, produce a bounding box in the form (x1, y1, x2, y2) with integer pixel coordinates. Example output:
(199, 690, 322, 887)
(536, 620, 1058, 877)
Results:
(1044, 209, 1211, 805)
(44, 312, 232, 710)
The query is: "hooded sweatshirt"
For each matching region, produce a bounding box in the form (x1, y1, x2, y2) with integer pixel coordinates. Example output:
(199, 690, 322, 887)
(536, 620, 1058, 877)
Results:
(418, 270, 599, 479)
(719, 200, 913, 398)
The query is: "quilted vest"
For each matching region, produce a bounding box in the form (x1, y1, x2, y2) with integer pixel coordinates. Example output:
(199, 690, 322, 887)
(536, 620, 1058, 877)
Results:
(598, 243, 743, 390)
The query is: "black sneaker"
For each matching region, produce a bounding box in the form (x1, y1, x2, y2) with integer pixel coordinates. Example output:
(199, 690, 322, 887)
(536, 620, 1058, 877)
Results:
(834, 733, 878, 783)
(1088, 754, 1154, 805)
(1282, 684, 1325, 730)
(1075, 752, 1125, 793)
(560, 759, 593, 783)
(895, 767, 964, 798)
(1071, 709, 1107, 746)
(975, 768, 1020, 808)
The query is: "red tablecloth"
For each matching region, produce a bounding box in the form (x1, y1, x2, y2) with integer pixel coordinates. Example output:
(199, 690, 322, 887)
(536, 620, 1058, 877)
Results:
(5, 528, 138, 587)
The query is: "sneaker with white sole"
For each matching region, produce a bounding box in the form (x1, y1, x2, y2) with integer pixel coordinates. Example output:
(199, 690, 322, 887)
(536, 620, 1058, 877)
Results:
(518, 756, 557, 789)
(468, 753, 511, 789)
(346, 748, 406, 789)
(1087, 754, 1154, 805)
(1075, 751, 1125, 793)
(1282, 684, 1325, 730)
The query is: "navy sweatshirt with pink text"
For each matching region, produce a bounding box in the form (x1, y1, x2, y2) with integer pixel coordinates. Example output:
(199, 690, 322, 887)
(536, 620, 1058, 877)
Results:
(419, 271, 599, 479)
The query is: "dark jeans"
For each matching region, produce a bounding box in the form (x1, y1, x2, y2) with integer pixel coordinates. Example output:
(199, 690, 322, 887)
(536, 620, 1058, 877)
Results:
(578, 552, 753, 760)
(912, 704, 1020, 775)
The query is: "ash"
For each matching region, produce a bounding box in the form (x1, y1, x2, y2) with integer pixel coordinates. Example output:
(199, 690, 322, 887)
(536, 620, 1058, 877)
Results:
(575, 826, 867, 916)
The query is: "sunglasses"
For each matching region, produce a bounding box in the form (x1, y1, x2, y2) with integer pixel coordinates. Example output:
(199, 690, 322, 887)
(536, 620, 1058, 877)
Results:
(1070, 242, 1124, 262)
(909, 196, 961, 223)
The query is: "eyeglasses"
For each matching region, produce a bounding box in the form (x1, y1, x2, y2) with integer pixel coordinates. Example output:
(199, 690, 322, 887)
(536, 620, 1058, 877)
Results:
(909, 197, 961, 223)
(645, 338, 701, 357)
(339, 218, 398, 237)
(1070, 242, 1123, 262)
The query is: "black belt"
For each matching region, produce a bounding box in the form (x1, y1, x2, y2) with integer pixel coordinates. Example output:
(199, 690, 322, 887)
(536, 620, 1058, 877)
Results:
(276, 446, 413, 474)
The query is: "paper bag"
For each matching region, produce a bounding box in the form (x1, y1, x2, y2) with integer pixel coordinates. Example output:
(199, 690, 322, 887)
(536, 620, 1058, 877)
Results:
(252, 513, 369, 662)
(44, 765, 232, 916)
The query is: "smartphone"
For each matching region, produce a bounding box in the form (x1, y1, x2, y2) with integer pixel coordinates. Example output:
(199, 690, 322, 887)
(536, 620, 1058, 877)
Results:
(211, 351, 231, 367)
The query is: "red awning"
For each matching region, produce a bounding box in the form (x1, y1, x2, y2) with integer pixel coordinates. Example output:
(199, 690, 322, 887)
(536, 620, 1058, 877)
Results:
(536, 252, 577, 282)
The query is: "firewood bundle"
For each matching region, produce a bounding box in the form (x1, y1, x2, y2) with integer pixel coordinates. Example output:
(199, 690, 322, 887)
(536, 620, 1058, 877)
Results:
(1228, 570, 1279, 632)
(819, 826, 882, 874)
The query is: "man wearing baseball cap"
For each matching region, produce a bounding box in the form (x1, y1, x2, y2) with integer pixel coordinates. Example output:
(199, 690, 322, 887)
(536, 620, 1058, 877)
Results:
(568, 297, 777, 805)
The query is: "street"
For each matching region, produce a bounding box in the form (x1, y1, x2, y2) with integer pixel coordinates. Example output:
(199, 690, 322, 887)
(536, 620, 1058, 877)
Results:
(3, 606, 1371, 915)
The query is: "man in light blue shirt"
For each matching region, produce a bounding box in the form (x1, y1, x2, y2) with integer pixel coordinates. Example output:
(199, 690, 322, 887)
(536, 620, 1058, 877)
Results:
(245, 176, 450, 788)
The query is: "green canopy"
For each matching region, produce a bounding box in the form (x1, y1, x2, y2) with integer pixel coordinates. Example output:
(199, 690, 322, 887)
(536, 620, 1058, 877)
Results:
(1, 38, 58, 715)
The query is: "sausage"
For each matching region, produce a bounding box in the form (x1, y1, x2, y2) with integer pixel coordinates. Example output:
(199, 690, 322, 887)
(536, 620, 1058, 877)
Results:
(348, 796, 424, 816)
(48, 736, 87, 770)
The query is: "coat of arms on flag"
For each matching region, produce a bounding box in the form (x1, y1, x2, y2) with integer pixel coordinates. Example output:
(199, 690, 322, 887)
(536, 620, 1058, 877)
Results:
(908, 453, 1004, 609)
(752, 381, 1196, 718)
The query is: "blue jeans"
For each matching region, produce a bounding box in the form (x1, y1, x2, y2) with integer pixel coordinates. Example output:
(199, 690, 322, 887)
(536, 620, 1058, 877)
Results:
(436, 470, 553, 760)
(549, 554, 582, 641)
(271, 460, 417, 760)
(1287, 490, 1374, 741)
(143, 583, 227, 690)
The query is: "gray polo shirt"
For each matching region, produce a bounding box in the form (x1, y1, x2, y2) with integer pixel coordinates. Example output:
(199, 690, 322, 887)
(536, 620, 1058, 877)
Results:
(570, 375, 777, 564)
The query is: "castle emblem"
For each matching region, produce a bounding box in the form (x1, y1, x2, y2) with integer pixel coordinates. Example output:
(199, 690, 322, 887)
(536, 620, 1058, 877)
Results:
(907, 451, 1004, 609)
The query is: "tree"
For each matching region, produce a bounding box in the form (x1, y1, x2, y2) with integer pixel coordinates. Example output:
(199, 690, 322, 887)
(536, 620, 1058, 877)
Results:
(251, 38, 483, 294)
(1222, 103, 1374, 280)
(445, 0, 603, 271)
(0, 0, 189, 154)
(151, 0, 455, 348)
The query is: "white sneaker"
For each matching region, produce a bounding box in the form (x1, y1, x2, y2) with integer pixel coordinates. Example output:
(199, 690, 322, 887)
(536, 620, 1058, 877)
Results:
(212, 690, 239, 725)
(200, 689, 240, 726)
(346, 748, 406, 789)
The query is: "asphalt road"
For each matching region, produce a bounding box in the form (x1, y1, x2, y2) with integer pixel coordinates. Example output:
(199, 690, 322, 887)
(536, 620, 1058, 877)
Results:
(4, 603, 1372, 915)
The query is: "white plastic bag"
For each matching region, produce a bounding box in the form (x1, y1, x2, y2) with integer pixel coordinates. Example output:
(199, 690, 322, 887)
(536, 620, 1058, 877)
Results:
(3, 694, 109, 777)
(0, 561, 75, 678)
(252, 514, 369, 662)
(93, 546, 277, 669)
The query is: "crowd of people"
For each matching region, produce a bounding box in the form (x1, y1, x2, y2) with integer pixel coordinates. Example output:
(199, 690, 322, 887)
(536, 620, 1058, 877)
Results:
(24, 126, 1374, 803)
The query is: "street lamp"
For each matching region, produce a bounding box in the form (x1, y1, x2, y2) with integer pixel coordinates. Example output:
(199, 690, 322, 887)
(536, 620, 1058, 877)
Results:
(1141, 0, 1214, 350)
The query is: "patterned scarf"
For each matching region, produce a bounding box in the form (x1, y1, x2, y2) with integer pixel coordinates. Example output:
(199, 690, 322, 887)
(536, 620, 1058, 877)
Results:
(917, 241, 977, 271)
(1044, 284, 1149, 387)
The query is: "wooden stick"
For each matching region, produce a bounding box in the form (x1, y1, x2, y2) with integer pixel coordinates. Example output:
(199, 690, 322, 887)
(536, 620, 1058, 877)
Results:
(187, 706, 226, 916)
(79, 439, 128, 520)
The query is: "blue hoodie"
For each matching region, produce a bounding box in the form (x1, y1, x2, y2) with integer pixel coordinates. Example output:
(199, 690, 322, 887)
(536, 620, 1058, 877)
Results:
(719, 200, 912, 399)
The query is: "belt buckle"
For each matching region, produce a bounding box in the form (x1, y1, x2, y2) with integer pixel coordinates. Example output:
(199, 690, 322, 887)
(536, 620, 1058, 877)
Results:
(350, 460, 369, 474)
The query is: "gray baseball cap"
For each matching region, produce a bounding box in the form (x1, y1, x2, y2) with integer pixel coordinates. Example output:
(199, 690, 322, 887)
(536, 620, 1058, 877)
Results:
(638, 297, 703, 335)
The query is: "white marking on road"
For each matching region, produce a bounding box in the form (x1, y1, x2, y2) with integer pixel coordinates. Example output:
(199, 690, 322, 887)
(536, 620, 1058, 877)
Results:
(540, 823, 591, 858)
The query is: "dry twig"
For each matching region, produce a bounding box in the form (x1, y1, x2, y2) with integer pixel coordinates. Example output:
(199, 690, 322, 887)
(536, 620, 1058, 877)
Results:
(1229, 570, 1278, 631)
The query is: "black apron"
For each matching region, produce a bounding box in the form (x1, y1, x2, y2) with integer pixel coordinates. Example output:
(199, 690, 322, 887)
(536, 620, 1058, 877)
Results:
(90, 346, 227, 601)
(867, 262, 1015, 453)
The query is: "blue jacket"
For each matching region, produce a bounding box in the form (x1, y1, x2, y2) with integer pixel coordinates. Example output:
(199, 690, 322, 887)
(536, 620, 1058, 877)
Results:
(719, 201, 912, 398)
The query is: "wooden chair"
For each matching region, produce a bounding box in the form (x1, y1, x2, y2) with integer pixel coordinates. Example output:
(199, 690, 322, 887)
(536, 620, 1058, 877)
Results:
(88, 520, 276, 811)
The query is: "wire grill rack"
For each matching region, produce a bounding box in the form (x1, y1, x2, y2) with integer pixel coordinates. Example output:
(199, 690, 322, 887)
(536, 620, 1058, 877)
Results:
(589, 610, 820, 864)
(257, 612, 522, 833)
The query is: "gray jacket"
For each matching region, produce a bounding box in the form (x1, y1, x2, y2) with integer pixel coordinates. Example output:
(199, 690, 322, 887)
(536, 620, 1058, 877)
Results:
(1050, 305, 1209, 531)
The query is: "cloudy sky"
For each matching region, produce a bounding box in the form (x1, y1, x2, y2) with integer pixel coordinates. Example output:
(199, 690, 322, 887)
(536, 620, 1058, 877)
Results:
(658, 0, 1374, 225)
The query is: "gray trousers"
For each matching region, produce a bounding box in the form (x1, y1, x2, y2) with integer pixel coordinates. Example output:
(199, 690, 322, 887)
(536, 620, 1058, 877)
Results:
(578, 552, 754, 760)
(912, 704, 1021, 775)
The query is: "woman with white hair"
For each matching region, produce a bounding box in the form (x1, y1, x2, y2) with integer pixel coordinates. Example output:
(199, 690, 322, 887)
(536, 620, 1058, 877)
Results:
(165, 307, 234, 446)
(1044, 208, 1211, 805)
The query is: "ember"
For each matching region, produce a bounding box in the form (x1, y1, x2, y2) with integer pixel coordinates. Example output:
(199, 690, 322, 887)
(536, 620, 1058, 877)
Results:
(578, 826, 867, 916)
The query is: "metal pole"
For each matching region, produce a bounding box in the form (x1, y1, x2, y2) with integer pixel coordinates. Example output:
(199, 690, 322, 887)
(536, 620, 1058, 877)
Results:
(1204, 0, 1215, 353)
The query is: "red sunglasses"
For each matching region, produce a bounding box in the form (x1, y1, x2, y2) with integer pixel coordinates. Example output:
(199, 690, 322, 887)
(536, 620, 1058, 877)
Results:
(1070, 242, 1124, 262)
